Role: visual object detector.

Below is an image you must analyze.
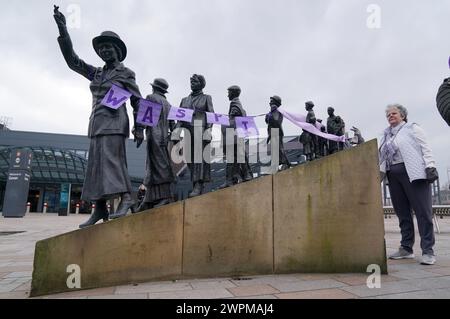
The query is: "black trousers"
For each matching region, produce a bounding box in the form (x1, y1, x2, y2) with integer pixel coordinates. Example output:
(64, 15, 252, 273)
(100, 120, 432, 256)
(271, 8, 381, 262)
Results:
(387, 163, 435, 255)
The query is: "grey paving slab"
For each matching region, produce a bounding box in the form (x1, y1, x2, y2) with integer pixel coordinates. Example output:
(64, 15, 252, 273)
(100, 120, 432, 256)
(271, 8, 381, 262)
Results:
(190, 280, 237, 290)
(229, 294, 278, 299)
(276, 288, 358, 299)
(89, 293, 148, 299)
(341, 281, 422, 298)
(402, 276, 450, 290)
(228, 284, 280, 297)
(115, 282, 193, 294)
(148, 288, 234, 299)
(368, 288, 450, 299)
(390, 269, 443, 280)
(269, 279, 347, 293)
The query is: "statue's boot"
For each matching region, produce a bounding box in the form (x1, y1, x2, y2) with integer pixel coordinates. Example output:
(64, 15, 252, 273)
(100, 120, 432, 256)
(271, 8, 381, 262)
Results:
(79, 200, 108, 229)
(242, 166, 253, 181)
(136, 201, 153, 213)
(188, 182, 203, 198)
(220, 165, 235, 188)
(110, 193, 135, 219)
(154, 198, 171, 208)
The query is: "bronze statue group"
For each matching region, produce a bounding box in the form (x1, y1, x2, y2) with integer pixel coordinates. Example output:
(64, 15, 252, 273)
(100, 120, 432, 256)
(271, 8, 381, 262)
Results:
(53, 7, 364, 228)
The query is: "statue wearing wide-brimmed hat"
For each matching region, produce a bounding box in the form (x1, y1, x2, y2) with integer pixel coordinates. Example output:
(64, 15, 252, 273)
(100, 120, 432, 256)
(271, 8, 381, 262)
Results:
(53, 5, 145, 228)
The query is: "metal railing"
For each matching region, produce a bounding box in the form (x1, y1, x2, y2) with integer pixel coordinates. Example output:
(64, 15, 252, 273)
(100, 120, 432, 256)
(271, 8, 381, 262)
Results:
(383, 205, 450, 234)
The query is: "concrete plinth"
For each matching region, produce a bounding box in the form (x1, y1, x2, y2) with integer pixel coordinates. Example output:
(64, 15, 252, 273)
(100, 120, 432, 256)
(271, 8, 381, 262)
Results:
(31, 139, 386, 297)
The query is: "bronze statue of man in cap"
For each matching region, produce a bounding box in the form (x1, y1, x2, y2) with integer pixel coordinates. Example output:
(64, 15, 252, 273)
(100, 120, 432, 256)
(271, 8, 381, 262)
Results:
(53, 6, 144, 228)
(137, 78, 176, 212)
(220, 85, 253, 188)
(265, 96, 291, 170)
(177, 74, 214, 197)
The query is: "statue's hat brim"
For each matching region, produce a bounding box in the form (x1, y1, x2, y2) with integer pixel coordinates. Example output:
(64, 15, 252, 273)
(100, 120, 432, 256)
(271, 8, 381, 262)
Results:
(92, 31, 127, 62)
(150, 78, 169, 94)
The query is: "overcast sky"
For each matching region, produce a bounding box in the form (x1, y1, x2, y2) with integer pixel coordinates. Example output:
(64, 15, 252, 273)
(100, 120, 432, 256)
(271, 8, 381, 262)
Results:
(1, 0, 449, 184)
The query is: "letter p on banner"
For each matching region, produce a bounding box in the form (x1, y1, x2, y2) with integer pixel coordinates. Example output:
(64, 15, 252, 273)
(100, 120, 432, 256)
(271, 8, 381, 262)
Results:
(66, 264, 81, 289)
(366, 264, 381, 289)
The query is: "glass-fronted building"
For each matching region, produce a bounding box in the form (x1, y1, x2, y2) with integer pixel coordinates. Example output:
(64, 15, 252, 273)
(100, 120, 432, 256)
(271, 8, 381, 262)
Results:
(1, 130, 304, 214)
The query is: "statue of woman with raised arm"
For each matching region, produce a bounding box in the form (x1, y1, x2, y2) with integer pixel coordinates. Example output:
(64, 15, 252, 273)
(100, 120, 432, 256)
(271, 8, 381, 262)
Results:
(53, 6, 144, 228)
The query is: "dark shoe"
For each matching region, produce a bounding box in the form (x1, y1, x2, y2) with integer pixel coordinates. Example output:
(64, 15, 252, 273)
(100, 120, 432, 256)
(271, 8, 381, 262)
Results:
(136, 201, 153, 213)
(154, 199, 171, 208)
(243, 173, 253, 182)
(110, 200, 135, 219)
(79, 203, 108, 229)
(189, 183, 203, 198)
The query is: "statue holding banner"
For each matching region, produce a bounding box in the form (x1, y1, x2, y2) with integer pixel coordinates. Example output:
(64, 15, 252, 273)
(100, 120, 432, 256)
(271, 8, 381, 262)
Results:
(327, 107, 345, 154)
(220, 86, 253, 188)
(53, 6, 144, 228)
(265, 96, 291, 170)
(178, 74, 214, 197)
(136, 78, 175, 212)
(299, 101, 317, 161)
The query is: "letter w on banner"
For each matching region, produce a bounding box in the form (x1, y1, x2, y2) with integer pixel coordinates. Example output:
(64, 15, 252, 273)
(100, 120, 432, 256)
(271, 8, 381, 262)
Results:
(235, 117, 259, 138)
(206, 112, 230, 126)
(167, 107, 194, 123)
(137, 99, 163, 127)
(101, 84, 132, 109)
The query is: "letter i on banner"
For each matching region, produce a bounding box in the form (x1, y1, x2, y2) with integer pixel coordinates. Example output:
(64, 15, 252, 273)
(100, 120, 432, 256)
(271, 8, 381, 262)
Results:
(137, 99, 163, 127)
(168, 106, 194, 123)
(235, 117, 259, 138)
(101, 84, 132, 109)
(206, 112, 230, 126)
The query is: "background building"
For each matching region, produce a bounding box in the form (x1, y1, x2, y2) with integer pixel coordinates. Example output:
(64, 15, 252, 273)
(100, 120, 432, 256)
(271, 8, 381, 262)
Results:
(1, 130, 305, 214)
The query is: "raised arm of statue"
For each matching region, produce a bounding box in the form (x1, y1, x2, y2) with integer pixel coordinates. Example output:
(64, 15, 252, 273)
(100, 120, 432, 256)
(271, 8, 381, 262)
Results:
(53, 5, 68, 37)
(53, 5, 96, 80)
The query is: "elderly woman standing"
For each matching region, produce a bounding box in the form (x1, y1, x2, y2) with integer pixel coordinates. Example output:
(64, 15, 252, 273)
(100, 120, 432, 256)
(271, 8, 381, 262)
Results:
(53, 7, 144, 228)
(379, 104, 439, 265)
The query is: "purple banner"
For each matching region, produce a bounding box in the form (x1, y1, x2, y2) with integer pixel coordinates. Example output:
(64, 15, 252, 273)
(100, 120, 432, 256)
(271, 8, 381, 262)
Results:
(206, 112, 230, 126)
(167, 107, 194, 123)
(137, 99, 163, 127)
(278, 109, 346, 142)
(101, 84, 132, 109)
(235, 117, 259, 138)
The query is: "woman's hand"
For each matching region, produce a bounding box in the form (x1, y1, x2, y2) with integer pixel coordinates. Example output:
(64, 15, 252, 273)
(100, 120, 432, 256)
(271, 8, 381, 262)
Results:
(425, 167, 439, 184)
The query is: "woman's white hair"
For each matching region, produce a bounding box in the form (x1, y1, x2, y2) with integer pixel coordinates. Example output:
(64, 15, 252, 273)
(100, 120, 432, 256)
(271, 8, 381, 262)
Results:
(386, 104, 408, 122)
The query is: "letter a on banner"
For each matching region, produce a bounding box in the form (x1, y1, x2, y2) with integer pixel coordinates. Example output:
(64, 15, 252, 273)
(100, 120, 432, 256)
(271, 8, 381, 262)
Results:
(167, 107, 194, 123)
(101, 84, 132, 109)
(235, 117, 259, 138)
(137, 99, 163, 127)
(206, 112, 230, 126)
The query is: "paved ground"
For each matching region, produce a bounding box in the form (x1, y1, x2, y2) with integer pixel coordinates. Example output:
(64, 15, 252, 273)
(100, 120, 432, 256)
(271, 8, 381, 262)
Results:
(1, 213, 450, 299)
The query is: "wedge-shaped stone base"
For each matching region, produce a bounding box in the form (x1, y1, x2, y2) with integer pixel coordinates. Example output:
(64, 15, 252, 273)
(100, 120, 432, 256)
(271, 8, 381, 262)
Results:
(31, 139, 386, 297)
(274, 140, 387, 273)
